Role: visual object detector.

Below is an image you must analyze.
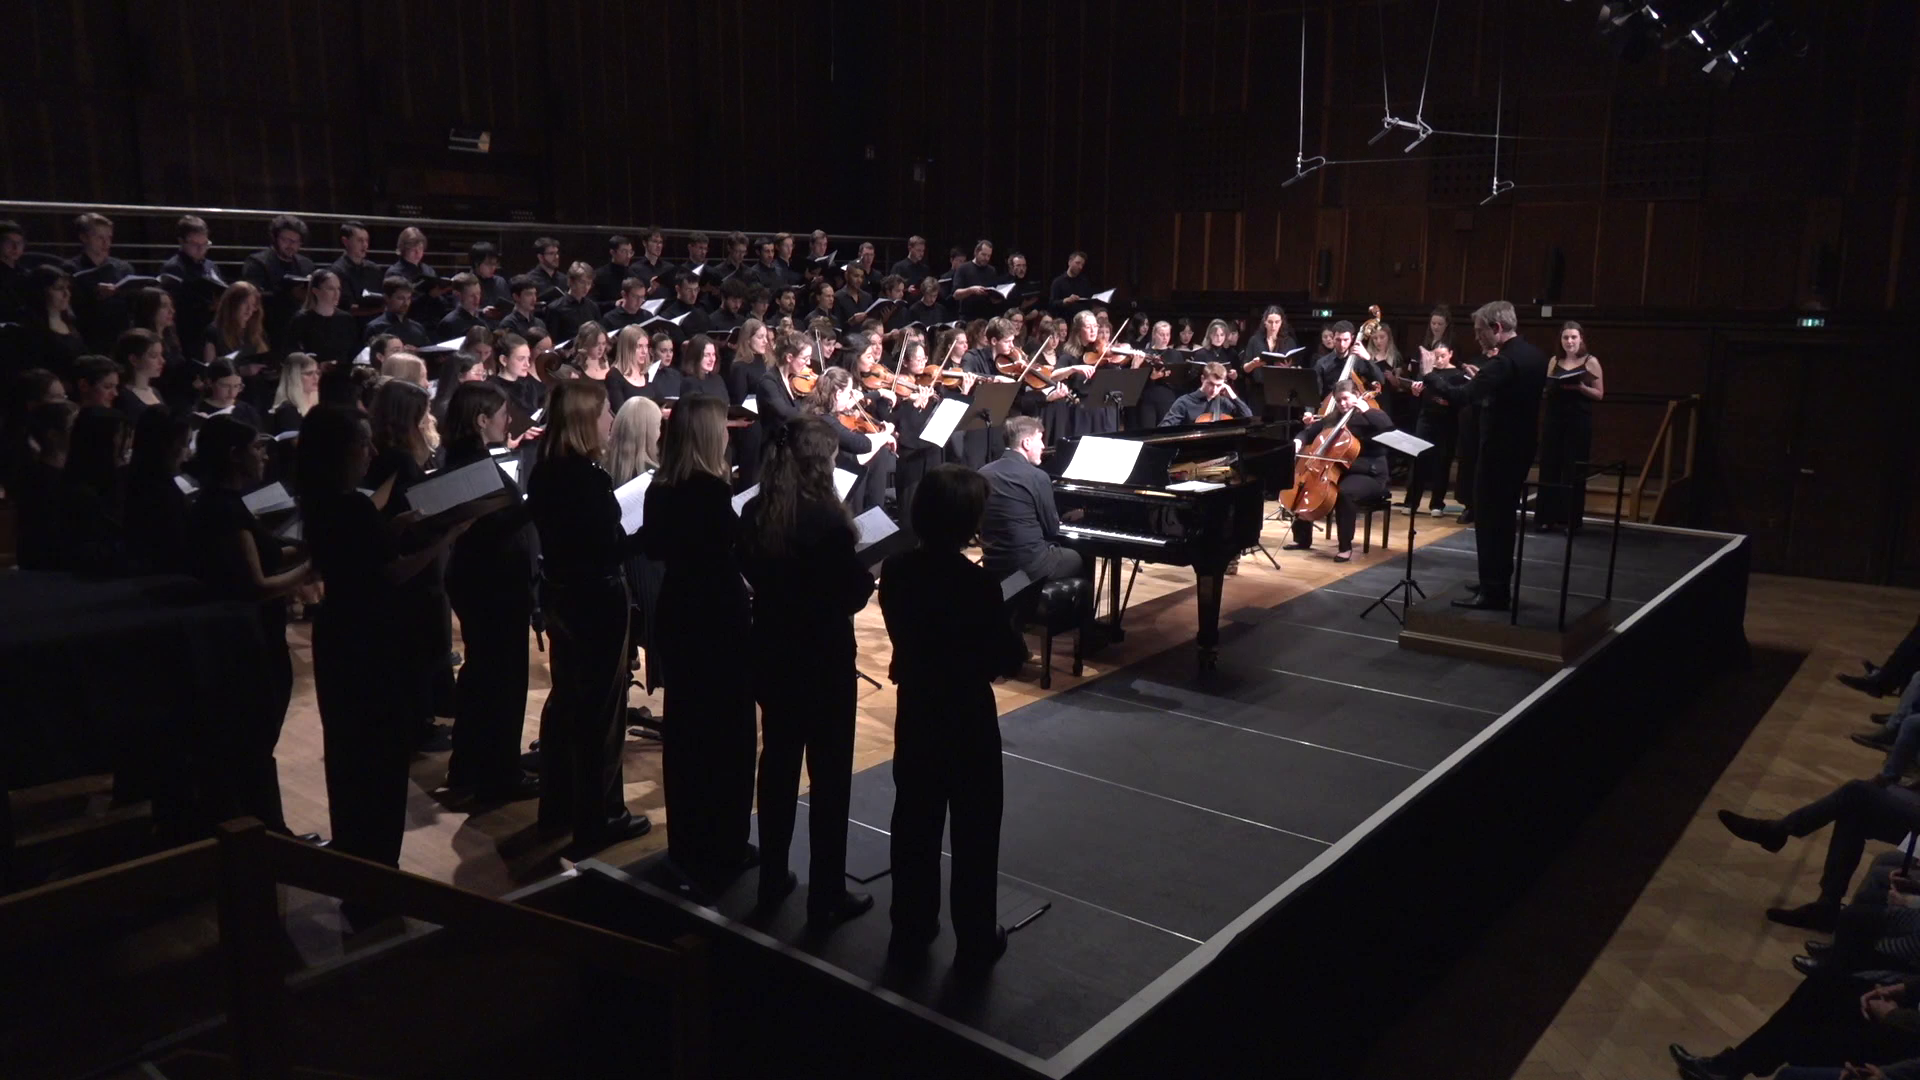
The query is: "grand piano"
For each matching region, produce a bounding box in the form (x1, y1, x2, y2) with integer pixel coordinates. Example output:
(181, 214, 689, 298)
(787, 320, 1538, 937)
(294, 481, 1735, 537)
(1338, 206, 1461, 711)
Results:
(1044, 419, 1296, 668)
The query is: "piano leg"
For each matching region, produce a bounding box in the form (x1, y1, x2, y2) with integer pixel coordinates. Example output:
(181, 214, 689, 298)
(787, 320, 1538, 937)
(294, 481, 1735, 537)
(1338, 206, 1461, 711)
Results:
(1101, 555, 1127, 643)
(1193, 564, 1227, 671)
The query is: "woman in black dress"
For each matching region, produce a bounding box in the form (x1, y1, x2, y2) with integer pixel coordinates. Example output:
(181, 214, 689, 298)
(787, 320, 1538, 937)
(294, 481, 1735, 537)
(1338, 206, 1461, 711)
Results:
(187, 415, 313, 832)
(725, 319, 772, 488)
(526, 379, 654, 856)
(295, 404, 468, 881)
(23, 266, 89, 380)
(642, 395, 758, 887)
(269, 352, 320, 436)
(287, 269, 361, 368)
(114, 328, 168, 425)
(440, 381, 541, 801)
(364, 378, 452, 745)
(1536, 321, 1606, 533)
(1282, 381, 1397, 562)
(651, 333, 729, 404)
(123, 405, 194, 575)
(738, 415, 877, 923)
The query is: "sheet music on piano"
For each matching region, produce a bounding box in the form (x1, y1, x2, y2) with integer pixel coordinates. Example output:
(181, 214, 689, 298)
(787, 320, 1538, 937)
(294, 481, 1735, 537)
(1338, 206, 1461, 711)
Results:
(1060, 437, 1144, 484)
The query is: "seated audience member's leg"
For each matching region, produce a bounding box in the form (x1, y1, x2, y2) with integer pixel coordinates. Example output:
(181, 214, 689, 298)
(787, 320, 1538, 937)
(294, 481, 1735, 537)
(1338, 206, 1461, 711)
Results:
(1718, 974, 1918, 1077)
(1781, 781, 1920, 909)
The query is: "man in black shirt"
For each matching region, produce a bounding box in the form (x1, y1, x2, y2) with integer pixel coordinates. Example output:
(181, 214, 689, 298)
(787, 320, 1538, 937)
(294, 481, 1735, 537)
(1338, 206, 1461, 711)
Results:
(542, 262, 601, 345)
(0, 220, 26, 323)
(632, 227, 672, 298)
(436, 273, 492, 340)
(773, 233, 800, 286)
(159, 214, 227, 357)
(979, 416, 1084, 585)
(329, 221, 385, 314)
(469, 241, 511, 313)
(364, 277, 429, 348)
(1049, 250, 1092, 314)
(1454, 300, 1548, 612)
(1002, 251, 1043, 316)
(1160, 362, 1253, 426)
(951, 240, 1005, 323)
(717, 231, 753, 285)
(659, 272, 712, 342)
(749, 237, 784, 289)
(708, 278, 749, 333)
(592, 234, 635, 305)
(889, 235, 932, 296)
(899, 277, 952, 331)
(497, 275, 548, 341)
(526, 237, 567, 302)
(241, 214, 317, 358)
(65, 211, 137, 350)
(598, 277, 653, 334)
(1310, 321, 1384, 401)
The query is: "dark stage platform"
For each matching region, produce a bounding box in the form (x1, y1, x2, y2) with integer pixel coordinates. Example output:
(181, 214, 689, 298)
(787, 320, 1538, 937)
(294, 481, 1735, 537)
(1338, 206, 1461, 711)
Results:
(558, 522, 1751, 1079)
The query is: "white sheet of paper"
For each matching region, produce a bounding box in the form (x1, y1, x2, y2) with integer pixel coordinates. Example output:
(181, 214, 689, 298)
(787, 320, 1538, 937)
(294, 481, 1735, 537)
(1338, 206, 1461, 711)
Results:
(174, 475, 199, 496)
(917, 396, 969, 447)
(273, 429, 299, 442)
(498, 458, 521, 486)
(853, 506, 898, 550)
(615, 471, 653, 535)
(195, 405, 235, 421)
(1091, 288, 1116, 304)
(433, 336, 466, 351)
(275, 516, 303, 543)
(406, 458, 504, 519)
(1167, 479, 1227, 492)
(490, 446, 512, 456)
(642, 298, 667, 315)
(1061, 436, 1144, 484)
(222, 349, 242, 361)
(351, 346, 371, 366)
(1373, 429, 1436, 456)
(741, 395, 758, 414)
(242, 481, 295, 517)
(1000, 569, 1033, 602)
(731, 484, 759, 516)
(992, 281, 1016, 297)
(834, 468, 859, 502)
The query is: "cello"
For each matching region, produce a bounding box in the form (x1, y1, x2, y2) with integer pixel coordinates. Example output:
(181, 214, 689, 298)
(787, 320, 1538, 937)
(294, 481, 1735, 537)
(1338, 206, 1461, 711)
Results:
(1284, 386, 1364, 522)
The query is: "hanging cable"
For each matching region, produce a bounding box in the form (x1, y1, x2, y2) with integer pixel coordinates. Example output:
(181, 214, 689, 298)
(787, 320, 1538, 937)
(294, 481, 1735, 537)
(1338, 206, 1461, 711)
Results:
(1284, 14, 1328, 186)
(1481, 43, 1516, 205)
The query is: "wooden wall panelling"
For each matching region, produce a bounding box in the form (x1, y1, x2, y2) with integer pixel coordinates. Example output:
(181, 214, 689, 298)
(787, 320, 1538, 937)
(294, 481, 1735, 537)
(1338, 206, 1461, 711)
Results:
(1591, 200, 1649, 310)
(1422, 208, 1468, 306)
(1838, 197, 1897, 313)
(1507, 202, 1599, 307)
(1312, 207, 1345, 301)
(1642, 201, 1702, 308)
(1342, 204, 1426, 305)
(1697, 199, 1802, 309)
(1460, 203, 1512, 304)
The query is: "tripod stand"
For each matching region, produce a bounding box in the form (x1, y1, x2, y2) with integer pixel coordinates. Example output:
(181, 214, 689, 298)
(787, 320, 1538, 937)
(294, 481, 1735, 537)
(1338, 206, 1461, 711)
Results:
(1359, 432, 1435, 624)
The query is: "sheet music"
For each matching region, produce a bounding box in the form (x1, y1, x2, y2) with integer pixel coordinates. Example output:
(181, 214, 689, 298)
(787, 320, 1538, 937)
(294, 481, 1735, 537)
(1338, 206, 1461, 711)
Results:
(917, 397, 969, 447)
(731, 484, 759, 516)
(1061, 436, 1144, 484)
(275, 516, 303, 543)
(991, 281, 1016, 297)
(405, 458, 504, 519)
(241, 481, 295, 517)
(173, 475, 199, 496)
(615, 471, 653, 535)
(853, 506, 898, 551)
(1372, 429, 1435, 457)
(498, 458, 521, 486)
(1166, 479, 1226, 492)
(834, 469, 859, 502)
(1090, 288, 1116, 304)
(1000, 569, 1033, 602)
(351, 346, 371, 366)
(431, 336, 465, 351)
(741, 395, 758, 414)
(642, 298, 667, 315)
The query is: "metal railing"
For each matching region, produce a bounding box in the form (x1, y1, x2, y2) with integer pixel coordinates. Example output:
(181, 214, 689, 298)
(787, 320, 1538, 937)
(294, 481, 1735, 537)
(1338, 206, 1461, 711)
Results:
(0, 818, 709, 1080)
(0, 199, 908, 280)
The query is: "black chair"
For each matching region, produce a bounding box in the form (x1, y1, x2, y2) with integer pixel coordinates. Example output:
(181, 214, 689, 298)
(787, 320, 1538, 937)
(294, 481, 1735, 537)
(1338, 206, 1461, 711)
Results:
(1323, 491, 1395, 554)
(1012, 576, 1093, 690)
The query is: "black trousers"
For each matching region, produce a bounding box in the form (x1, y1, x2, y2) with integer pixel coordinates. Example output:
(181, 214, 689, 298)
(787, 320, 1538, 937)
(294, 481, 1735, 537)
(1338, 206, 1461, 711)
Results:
(1536, 408, 1592, 529)
(757, 669, 857, 906)
(312, 614, 411, 867)
(661, 667, 758, 879)
(890, 684, 1003, 950)
(1729, 973, 1920, 1075)
(1454, 406, 1480, 509)
(1027, 544, 1086, 586)
(1136, 381, 1178, 429)
(894, 446, 939, 541)
(202, 619, 293, 833)
(1292, 472, 1388, 552)
(858, 446, 897, 514)
(948, 424, 992, 470)
(1871, 615, 1920, 694)
(1472, 438, 1533, 599)
(536, 579, 633, 840)
(1779, 779, 1920, 904)
(1401, 410, 1458, 511)
(446, 581, 531, 794)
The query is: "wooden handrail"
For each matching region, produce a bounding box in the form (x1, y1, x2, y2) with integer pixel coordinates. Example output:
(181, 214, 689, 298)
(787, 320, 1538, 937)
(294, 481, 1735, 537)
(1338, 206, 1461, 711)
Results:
(0, 838, 217, 942)
(1627, 395, 1700, 523)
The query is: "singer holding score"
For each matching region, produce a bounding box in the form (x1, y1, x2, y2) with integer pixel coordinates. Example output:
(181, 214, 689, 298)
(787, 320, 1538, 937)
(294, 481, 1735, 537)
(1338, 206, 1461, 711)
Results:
(1159, 362, 1252, 426)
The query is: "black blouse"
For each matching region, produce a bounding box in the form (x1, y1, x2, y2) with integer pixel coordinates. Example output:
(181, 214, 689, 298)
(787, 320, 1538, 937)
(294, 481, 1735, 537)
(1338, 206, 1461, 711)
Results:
(288, 309, 363, 365)
(190, 484, 289, 632)
(527, 454, 631, 586)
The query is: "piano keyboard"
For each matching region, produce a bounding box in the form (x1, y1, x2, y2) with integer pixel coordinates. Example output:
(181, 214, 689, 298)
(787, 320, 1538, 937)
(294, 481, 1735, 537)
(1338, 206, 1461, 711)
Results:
(1061, 525, 1172, 547)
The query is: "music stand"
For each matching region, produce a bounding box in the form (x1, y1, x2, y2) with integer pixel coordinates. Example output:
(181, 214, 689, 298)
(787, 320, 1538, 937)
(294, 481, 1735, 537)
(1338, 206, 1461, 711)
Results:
(1081, 366, 1148, 411)
(1360, 429, 1436, 625)
(1258, 367, 1321, 444)
(959, 380, 1020, 431)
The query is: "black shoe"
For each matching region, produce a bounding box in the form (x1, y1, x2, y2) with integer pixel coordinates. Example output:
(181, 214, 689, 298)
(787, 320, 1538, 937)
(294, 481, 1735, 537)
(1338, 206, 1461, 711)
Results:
(1717, 810, 1787, 853)
(1839, 672, 1890, 697)
(1873, 712, 1892, 724)
(474, 771, 542, 803)
(1853, 729, 1897, 751)
(1766, 901, 1840, 932)
(1457, 510, 1475, 525)
(1805, 938, 1832, 960)
(562, 812, 653, 860)
(1790, 954, 1821, 977)
(756, 870, 799, 910)
(1668, 1043, 1744, 1080)
(1451, 593, 1510, 611)
(1865, 660, 1884, 677)
(1282, 541, 1312, 551)
(807, 889, 876, 926)
(954, 926, 1010, 975)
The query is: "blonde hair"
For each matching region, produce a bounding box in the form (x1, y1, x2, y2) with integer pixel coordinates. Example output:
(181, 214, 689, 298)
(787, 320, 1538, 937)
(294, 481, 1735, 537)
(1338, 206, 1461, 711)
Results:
(380, 353, 428, 388)
(657, 395, 730, 487)
(614, 325, 651, 380)
(538, 379, 610, 463)
(607, 396, 663, 485)
(273, 352, 319, 414)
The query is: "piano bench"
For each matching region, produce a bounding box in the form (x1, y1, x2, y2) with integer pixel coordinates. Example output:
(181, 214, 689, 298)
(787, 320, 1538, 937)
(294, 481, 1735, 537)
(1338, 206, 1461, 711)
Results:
(1019, 577, 1093, 690)
(1322, 492, 1396, 554)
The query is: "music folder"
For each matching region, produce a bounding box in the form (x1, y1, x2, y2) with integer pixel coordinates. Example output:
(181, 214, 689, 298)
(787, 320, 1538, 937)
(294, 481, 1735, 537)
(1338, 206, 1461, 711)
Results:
(853, 506, 909, 568)
(405, 458, 510, 522)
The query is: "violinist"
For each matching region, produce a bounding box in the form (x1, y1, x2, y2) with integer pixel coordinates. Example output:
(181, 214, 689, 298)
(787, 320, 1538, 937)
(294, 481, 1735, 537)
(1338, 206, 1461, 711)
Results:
(1284, 379, 1396, 563)
(802, 365, 897, 514)
(1137, 319, 1180, 428)
(1310, 320, 1384, 404)
(755, 330, 817, 442)
(1160, 362, 1251, 427)
(948, 317, 1021, 467)
(845, 329, 898, 422)
(1059, 310, 1114, 437)
(889, 340, 943, 534)
(728, 318, 773, 487)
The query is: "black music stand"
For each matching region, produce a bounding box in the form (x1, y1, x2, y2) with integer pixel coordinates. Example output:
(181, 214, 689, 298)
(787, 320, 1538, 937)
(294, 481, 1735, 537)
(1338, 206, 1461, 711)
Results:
(1360, 429, 1435, 625)
(1081, 367, 1148, 411)
(1258, 367, 1320, 443)
(959, 380, 1020, 432)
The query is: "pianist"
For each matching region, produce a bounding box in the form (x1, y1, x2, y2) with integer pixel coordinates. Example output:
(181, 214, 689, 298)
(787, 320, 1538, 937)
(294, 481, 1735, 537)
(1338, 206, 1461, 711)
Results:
(1159, 362, 1252, 426)
(979, 416, 1085, 586)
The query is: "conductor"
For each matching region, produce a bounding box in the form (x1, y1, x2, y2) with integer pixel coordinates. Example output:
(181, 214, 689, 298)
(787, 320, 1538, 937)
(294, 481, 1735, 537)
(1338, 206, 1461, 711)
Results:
(1453, 300, 1547, 611)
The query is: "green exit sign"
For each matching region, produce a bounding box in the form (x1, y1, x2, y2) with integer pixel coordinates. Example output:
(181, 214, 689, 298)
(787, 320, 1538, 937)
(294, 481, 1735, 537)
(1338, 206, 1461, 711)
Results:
(1797, 316, 1825, 328)
(1310, 308, 1334, 319)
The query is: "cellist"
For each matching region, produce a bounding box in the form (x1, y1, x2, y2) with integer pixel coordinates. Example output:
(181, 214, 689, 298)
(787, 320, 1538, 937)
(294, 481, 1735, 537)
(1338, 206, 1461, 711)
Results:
(1283, 379, 1396, 563)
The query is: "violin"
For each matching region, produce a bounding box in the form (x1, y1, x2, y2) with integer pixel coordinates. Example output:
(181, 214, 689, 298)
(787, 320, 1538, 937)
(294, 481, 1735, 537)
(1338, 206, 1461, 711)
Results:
(787, 369, 818, 396)
(837, 406, 883, 435)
